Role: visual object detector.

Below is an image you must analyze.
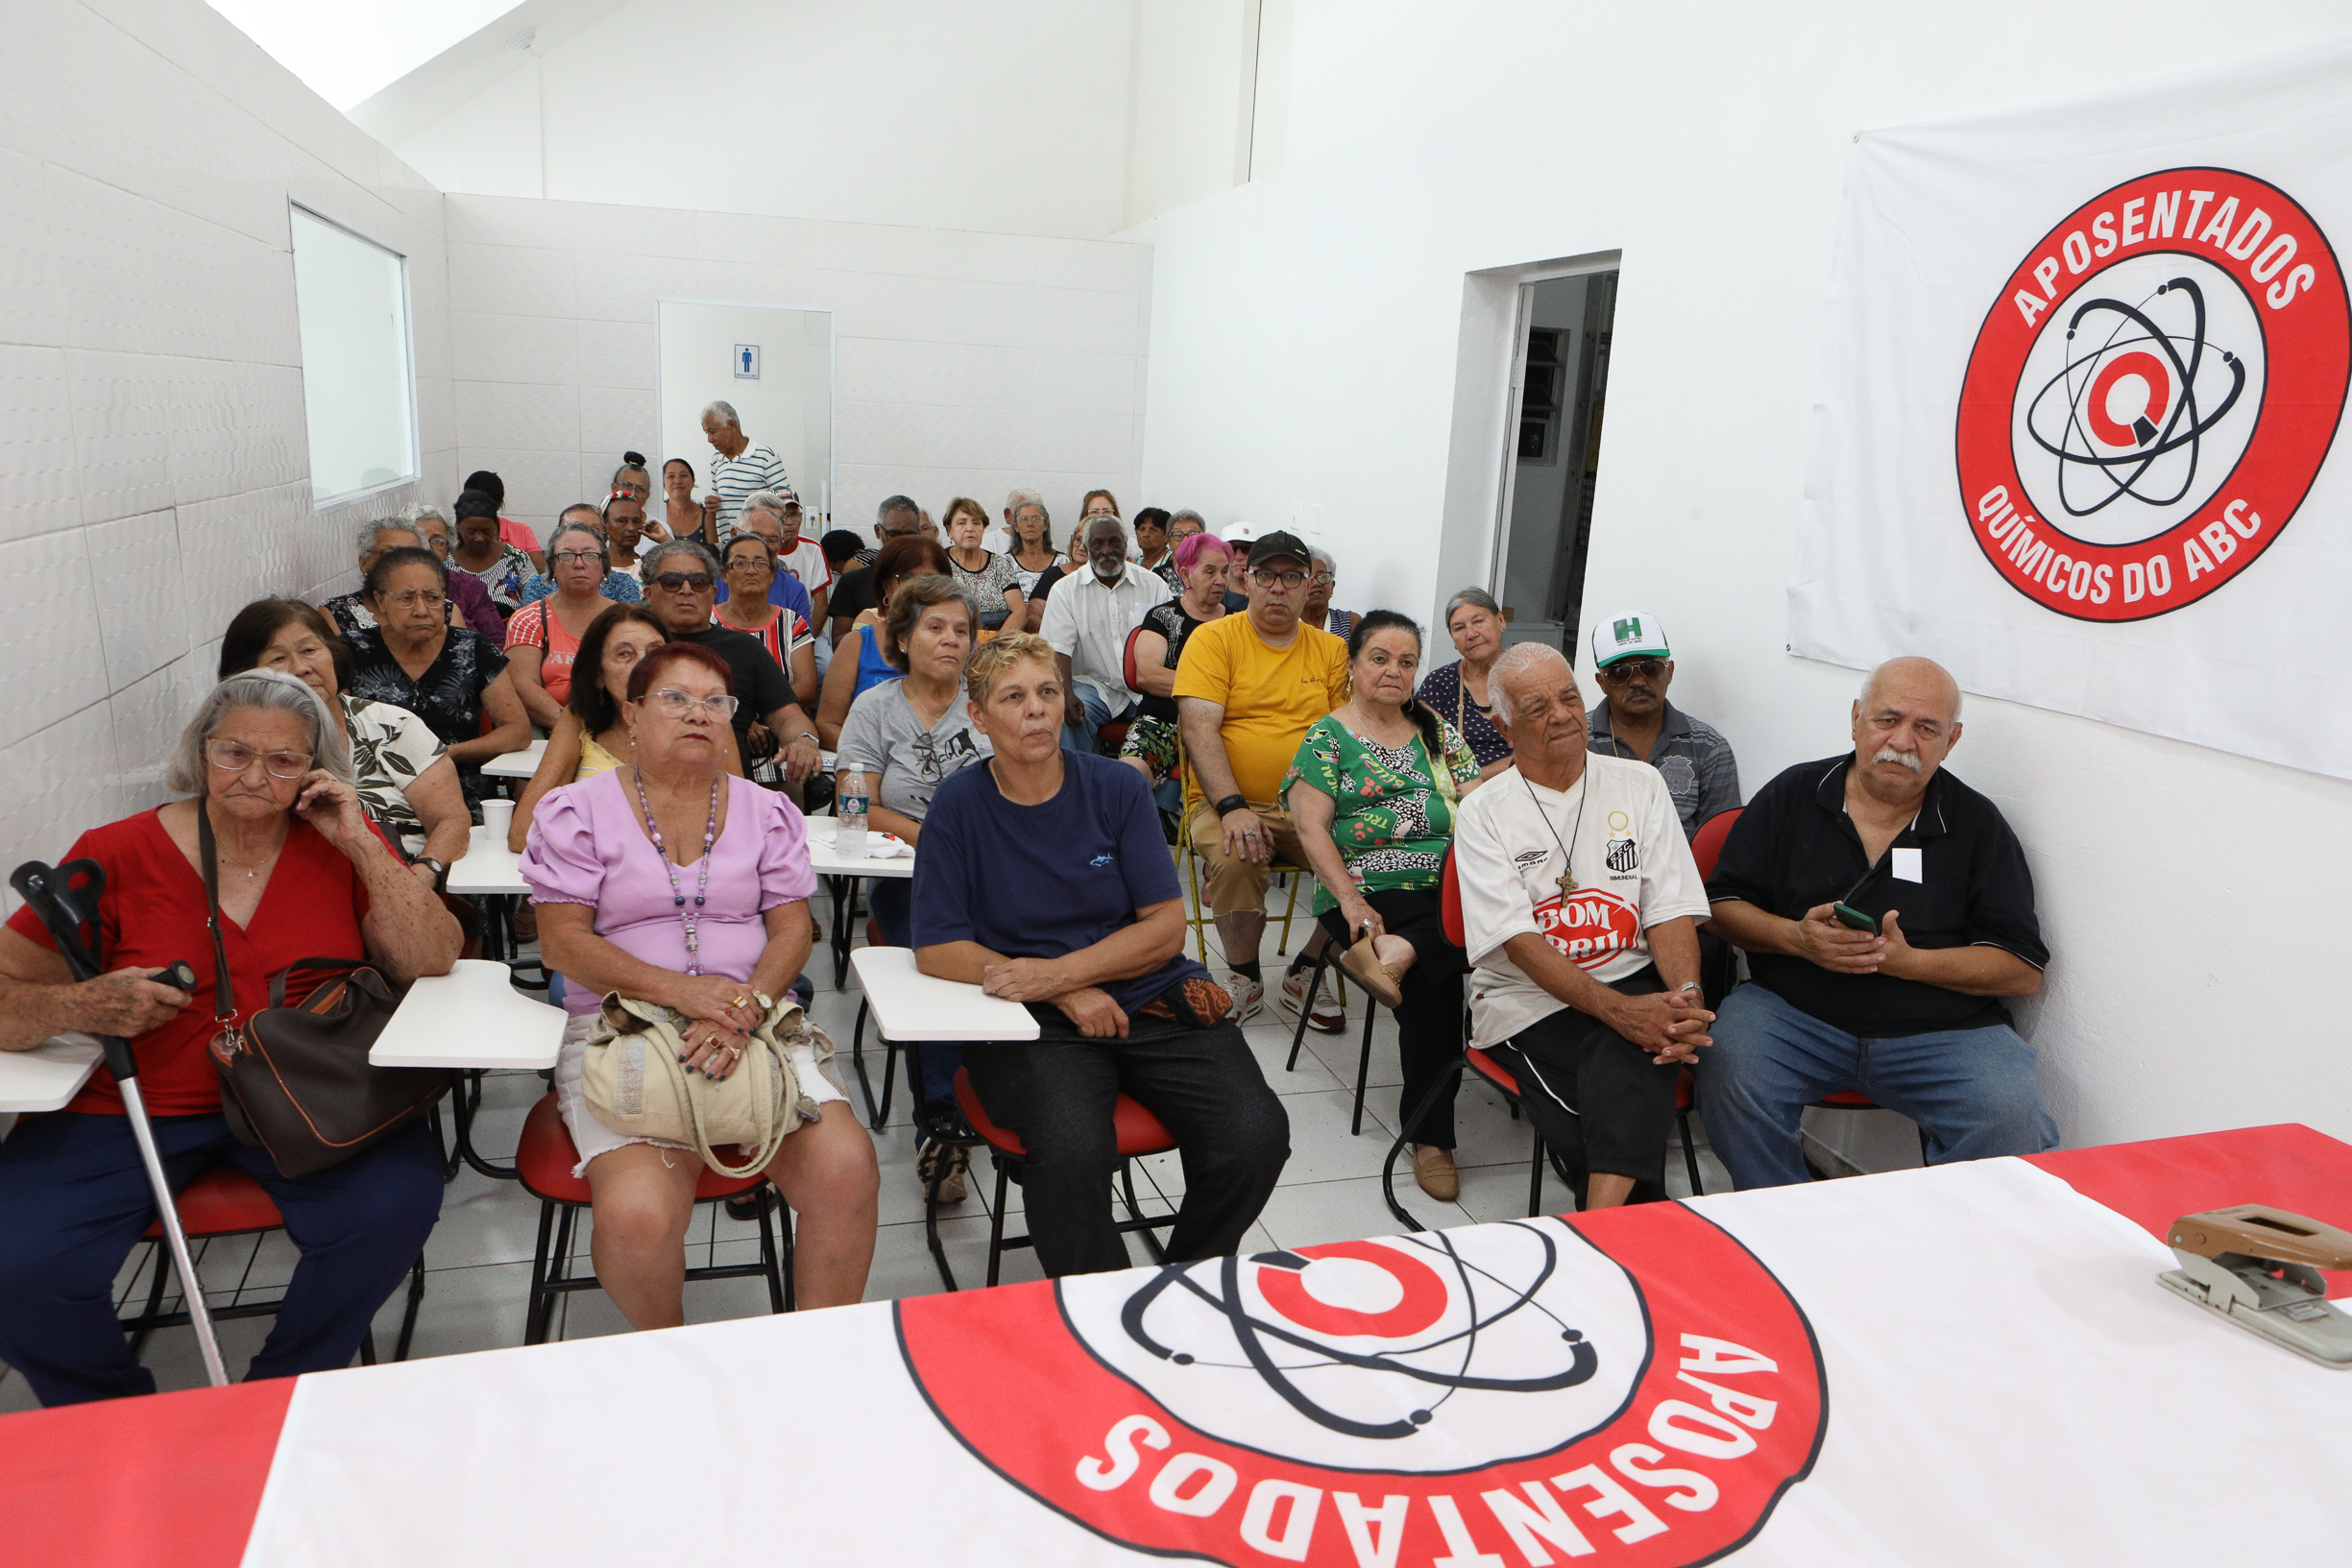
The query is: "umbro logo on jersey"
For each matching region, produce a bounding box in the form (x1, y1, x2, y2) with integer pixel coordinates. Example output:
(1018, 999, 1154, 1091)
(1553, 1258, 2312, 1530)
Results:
(1514, 849, 1549, 868)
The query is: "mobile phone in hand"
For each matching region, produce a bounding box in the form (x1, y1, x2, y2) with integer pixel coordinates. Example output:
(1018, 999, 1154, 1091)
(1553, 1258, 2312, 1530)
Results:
(1831, 903, 1880, 935)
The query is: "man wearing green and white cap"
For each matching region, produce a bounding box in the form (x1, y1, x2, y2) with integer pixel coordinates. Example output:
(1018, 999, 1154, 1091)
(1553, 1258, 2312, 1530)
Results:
(1587, 611, 1741, 841)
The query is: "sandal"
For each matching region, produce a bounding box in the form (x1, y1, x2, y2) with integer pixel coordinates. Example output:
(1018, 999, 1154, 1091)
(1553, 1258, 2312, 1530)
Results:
(1338, 935, 1407, 1009)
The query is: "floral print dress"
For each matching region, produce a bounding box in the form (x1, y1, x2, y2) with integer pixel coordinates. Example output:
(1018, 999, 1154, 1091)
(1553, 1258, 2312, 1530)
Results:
(1282, 713, 1482, 913)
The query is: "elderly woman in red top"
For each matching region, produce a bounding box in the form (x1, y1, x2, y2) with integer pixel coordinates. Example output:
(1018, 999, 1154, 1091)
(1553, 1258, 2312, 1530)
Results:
(0, 670, 462, 1406)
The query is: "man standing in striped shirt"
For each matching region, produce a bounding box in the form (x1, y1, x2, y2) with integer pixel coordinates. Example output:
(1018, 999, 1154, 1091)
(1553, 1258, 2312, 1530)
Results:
(697, 399, 793, 547)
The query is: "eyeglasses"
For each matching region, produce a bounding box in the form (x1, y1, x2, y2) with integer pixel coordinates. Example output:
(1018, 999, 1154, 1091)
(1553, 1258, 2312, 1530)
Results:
(1598, 659, 1668, 683)
(1250, 568, 1306, 589)
(650, 572, 715, 591)
(384, 591, 446, 611)
(1310, 571, 1335, 586)
(647, 688, 739, 720)
(206, 740, 313, 779)
(550, 550, 603, 567)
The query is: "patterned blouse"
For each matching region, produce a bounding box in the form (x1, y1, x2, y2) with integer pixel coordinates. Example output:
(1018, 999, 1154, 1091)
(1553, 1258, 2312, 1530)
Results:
(345, 626, 509, 812)
(341, 694, 447, 858)
(457, 543, 535, 614)
(517, 570, 642, 607)
(1416, 661, 1513, 767)
(948, 550, 1025, 629)
(1282, 713, 1482, 911)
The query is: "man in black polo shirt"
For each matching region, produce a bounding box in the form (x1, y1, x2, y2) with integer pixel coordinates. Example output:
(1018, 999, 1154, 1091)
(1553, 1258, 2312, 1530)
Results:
(1703, 656, 2056, 1188)
(641, 540, 822, 783)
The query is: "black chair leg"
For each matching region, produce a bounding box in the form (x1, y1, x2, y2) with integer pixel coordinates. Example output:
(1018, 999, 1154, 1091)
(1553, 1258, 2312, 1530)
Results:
(984, 1157, 1014, 1289)
(851, 999, 881, 1128)
(1380, 1057, 1468, 1232)
(924, 1149, 961, 1293)
(392, 1252, 426, 1361)
(1678, 1108, 1706, 1196)
(756, 1189, 787, 1315)
(1349, 1001, 1376, 1136)
(1526, 1122, 1548, 1218)
(126, 1242, 170, 1356)
(1283, 955, 1329, 1073)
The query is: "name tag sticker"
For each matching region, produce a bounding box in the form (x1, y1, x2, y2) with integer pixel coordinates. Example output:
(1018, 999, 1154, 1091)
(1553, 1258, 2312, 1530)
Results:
(1891, 847, 1923, 883)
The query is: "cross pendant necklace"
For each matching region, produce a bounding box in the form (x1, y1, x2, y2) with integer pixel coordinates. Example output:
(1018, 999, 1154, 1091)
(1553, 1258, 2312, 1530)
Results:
(1521, 771, 1589, 896)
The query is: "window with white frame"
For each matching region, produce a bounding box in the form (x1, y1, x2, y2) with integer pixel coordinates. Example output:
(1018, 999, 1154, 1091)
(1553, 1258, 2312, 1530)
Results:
(289, 205, 418, 507)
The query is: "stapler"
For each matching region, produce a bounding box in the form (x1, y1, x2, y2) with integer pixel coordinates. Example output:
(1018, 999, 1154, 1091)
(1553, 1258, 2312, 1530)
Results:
(2157, 1204, 2352, 1367)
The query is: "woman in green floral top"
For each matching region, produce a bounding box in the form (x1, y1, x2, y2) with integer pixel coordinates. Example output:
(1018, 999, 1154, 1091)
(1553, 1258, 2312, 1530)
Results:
(1283, 610, 1484, 1199)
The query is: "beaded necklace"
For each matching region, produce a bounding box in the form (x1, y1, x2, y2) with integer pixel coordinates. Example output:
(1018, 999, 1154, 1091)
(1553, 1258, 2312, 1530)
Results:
(629, 766, 721, 974)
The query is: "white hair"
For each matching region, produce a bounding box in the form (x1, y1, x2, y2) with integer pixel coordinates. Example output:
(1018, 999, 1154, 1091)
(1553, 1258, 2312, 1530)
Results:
(1859, 659, 1963, 721)
(546, 519, 608, 562)
(1488, 641, 1573, 723)
(641, 538, 720, 578)
(1168, 508, 1205, 528)
(355, 518, 424, 557)
(700, 399, 740, 425)
(1006, 487, 1046, 519)
(1308, 544, 1335, 572)
(741, 490, 791, 525)
(163, 669, 352, 796)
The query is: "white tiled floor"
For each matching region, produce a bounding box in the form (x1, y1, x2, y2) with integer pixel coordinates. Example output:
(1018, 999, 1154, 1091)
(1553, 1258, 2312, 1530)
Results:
(0, 875, 1730, 1411)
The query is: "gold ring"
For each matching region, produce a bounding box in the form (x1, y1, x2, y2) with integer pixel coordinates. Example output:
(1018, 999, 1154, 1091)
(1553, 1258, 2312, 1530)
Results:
(732, 996, 749, 1008)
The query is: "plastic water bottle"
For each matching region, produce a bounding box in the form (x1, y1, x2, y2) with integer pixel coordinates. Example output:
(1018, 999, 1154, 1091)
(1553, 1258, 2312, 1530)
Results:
(836, 769, 869, 859)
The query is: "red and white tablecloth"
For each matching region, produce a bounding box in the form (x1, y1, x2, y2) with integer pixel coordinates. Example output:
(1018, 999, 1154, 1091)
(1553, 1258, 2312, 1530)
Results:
(6, 1124, 2348, 1567)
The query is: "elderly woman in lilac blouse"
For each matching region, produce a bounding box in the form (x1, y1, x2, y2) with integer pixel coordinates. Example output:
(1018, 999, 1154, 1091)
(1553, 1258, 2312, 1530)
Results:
(521, 640, 877, 1321)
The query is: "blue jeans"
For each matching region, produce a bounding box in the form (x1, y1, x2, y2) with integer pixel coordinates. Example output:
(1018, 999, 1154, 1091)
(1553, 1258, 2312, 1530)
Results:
(868, 878, 958, 1120)
(1062, 688, 1136, 754)
(0, 1112, 443, 1405)
(1700, 983, 2059, 1190)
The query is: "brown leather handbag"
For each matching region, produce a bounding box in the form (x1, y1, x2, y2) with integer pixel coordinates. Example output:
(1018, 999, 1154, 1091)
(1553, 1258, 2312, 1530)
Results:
(199, 805, 450, 1178)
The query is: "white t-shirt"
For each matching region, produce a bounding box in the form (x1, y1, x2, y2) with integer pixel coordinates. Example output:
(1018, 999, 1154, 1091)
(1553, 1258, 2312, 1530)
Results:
(1452, 753, 1711, 1048)
(777, 537, 833, 597)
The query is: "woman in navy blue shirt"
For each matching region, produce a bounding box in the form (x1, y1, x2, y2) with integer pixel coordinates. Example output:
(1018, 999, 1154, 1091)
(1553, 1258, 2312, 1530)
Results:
(910, 634, 1289, 1277)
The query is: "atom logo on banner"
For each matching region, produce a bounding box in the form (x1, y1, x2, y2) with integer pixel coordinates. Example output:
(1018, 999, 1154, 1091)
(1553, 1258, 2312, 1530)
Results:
(899, 1205, 1825, 1565)
(1955, 167, 2349, 620)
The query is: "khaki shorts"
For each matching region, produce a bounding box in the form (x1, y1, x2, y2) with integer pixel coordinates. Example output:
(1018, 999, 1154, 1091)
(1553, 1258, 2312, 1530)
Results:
(1187, 802, 1308, 918)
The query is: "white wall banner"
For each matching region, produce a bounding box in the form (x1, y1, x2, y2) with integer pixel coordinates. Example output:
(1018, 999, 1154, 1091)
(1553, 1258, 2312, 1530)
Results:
(1791, 41, 2352, 778)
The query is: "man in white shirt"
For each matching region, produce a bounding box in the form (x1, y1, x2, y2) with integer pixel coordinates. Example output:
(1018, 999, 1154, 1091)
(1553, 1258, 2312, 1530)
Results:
(1452, 642, 1714, 1209)
(1038, 514, 1170, 751)
(740, 490, 830, 626)
(696, 399, 792, 546)
(985, 485, 1043, 555)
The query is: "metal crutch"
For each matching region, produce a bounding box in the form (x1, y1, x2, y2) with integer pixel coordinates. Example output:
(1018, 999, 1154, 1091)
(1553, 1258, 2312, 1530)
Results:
(11, 859, 229, 1387)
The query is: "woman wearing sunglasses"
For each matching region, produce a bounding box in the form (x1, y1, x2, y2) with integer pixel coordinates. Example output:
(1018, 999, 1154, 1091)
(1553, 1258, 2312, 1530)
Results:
(522, 642, 877, 1323)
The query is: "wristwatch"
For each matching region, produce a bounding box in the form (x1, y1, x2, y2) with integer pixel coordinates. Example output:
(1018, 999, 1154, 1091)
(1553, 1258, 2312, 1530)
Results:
(415, 856, 449, 893)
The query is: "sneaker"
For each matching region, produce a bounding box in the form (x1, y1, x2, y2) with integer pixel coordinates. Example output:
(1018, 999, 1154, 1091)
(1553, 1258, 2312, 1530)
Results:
(1278, 967, 1346, 1034)
(1224, 977, 1266, 1025)
(916, 1136, 969, 1204)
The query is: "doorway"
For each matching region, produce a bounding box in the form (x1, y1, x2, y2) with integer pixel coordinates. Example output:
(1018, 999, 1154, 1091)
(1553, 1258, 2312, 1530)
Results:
(1491, 268, 1616, 656)
(655, 301, 836, 526)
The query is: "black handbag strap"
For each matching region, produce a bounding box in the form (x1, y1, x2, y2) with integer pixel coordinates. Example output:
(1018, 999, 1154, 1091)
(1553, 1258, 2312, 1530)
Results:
(195, 801, 237, 1029)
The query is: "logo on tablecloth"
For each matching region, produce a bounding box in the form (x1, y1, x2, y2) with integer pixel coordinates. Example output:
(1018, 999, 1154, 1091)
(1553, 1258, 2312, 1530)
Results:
(898, 1205, 1825, 1565)
(1955, 167, 2348, 620)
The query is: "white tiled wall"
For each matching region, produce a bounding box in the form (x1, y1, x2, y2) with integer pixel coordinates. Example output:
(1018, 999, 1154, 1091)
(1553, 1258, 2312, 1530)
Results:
(443, 196, 1151, 545)
(0, 1, 455, 901)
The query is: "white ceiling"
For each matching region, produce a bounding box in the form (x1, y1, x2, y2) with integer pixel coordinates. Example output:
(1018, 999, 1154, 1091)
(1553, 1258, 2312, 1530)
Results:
(203, 0, 521, 109)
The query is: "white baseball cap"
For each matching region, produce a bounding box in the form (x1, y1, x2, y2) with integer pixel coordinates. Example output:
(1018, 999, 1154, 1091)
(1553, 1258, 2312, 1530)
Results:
(1221, 520, 1261, 544)
(1590, 611, 1671, 668)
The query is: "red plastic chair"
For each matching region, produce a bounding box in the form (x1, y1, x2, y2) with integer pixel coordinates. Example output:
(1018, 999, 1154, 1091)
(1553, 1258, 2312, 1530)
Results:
(514, 1094, 792, 1342)
(1690, 807, 1742, 880)
(120, 1164, 425, 1365)
(1382, 850, 1706, 1224)
(949, 1069, 1177, 1288)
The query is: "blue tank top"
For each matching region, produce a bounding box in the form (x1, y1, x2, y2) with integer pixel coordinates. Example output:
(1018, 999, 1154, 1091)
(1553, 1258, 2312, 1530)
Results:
(853, 622, 900, 699)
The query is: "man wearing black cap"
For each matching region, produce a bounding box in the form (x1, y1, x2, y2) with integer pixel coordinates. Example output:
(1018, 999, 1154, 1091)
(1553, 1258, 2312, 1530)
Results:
(1174, 530, 1350, 1022)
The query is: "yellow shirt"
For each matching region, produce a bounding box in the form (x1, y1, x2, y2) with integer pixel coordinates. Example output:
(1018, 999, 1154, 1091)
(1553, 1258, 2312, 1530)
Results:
(1172, 614, 1350, 808)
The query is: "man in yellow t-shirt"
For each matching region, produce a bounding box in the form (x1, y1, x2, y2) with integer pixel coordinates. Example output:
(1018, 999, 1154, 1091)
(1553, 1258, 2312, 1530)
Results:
(1174, 531, 1350, 1021)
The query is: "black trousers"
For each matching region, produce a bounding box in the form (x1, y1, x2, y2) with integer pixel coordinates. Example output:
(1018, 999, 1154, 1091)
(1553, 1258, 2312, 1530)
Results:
(1487, 965, 1679, 1207)
(1317, 889, 1467, 1148)
(961, 1009, 1290, 1278)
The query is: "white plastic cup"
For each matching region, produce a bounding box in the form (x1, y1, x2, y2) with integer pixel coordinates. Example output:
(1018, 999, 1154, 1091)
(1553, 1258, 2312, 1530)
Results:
(480, 799, 515, 838)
